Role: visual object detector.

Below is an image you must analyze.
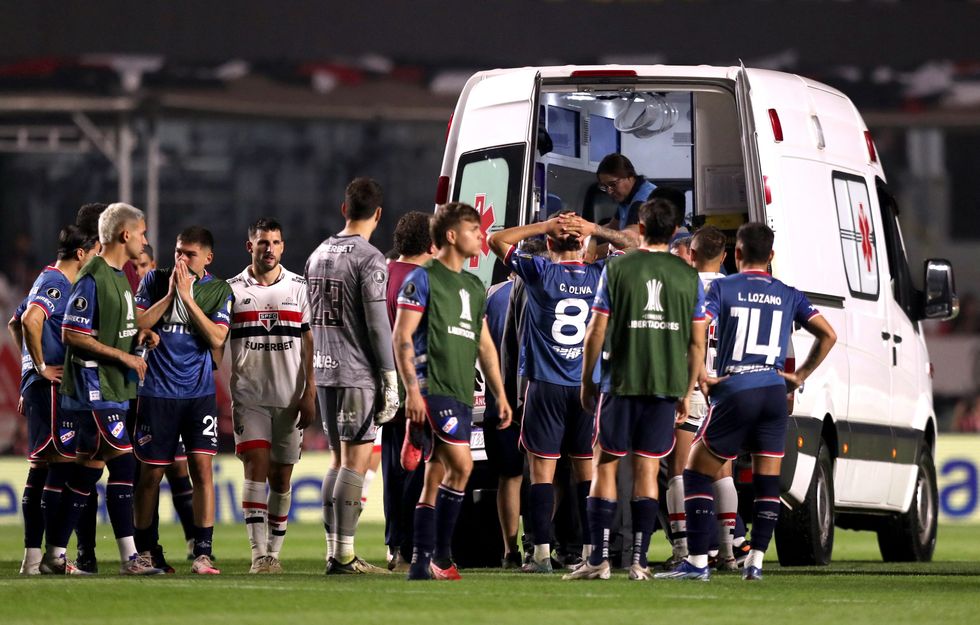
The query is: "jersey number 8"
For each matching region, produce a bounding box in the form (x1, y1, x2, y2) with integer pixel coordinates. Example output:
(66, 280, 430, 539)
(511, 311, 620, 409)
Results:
(552, 298, 589, 346)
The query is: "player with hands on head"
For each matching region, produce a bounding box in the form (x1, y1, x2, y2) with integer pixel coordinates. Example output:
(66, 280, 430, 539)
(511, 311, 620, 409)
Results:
(487, 211, 624, 573)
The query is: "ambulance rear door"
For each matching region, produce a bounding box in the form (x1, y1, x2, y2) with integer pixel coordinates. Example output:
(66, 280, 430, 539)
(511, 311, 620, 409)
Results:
(447, 69, 541, 287)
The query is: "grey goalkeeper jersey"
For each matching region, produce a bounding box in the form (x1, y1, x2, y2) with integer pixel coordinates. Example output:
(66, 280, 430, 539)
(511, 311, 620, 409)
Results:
(304, 234, 394, 389)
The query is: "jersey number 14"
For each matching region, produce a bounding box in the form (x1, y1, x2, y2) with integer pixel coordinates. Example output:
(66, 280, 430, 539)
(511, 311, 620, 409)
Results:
(730, 306, 783, 365)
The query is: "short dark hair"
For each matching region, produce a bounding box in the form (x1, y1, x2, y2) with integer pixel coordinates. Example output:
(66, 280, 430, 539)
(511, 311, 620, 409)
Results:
(669, 235, 691, 255)
(142, 244, 155, 260)
(596, 153, 637, 179)
(431, 202, 480, 249)
(521, 238, 549, 257)
(736, 222, 775, 265)
(393, 211, 432, 257)
(178, 226, 215, 250)
(75, 203, 108, 239)
(691, 225, 726, 260)
(248, 217, 283, 239)
(546, 210, 582, 253)
(56, 224, 98, 260)
(649, 186, 686, 227)
(638, 199, 678, 245)
(345, 177, 384, 221)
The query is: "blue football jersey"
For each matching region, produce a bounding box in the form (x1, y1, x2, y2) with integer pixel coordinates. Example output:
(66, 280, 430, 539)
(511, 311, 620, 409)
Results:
(396, 266, 432, 384)
(135, 270, 232, 399)
(506, 246, 604, 387)
(485, 280, 513, 348)
(16, 266, 72, 393)
(704, 270, 820, 397)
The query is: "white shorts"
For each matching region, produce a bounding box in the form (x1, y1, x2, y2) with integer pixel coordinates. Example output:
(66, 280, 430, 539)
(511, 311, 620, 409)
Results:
(233, 404, 303, 465)
(681, 394, 709, 434)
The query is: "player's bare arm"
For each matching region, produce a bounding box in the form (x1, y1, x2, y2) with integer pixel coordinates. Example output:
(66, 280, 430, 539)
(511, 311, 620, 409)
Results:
(560, 214, 639, 251)
(21, 304, 64, 384)
(393, 307, 425, 425)
(477, 318, 512, 429)
(778, 314, 837, 393)
(487, 217, 563, 259)
(7, 314, 23, 348)
(581, 311, 608, 413)
(63, 328, 148, 381)
(172, 261, 230, 350)
(296, 329, 316, 430)
(678, 319, 707, 424)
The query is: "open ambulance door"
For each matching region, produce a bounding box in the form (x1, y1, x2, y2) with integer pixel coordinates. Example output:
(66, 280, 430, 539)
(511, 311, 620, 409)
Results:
(448, 69, 542, 288)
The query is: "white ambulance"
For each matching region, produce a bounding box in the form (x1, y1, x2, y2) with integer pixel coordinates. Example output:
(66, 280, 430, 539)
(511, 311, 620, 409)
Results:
(438, 65, 958, 565)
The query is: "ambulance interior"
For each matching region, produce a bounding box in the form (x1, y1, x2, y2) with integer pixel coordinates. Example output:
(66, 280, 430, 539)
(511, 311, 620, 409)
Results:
(533, 85, 751, 270)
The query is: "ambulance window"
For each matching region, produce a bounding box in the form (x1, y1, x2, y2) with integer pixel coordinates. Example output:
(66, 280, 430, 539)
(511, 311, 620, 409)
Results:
(832, 172, 880, 300)
(453, 143, 525, 286)
(876, 179, 920, 325)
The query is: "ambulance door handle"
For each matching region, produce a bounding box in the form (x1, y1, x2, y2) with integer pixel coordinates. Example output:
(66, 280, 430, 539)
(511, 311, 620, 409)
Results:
(881, 331, 891, 340)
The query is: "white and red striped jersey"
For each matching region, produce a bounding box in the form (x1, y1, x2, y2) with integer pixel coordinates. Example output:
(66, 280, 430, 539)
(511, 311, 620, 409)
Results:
(228, 265, 311, 408)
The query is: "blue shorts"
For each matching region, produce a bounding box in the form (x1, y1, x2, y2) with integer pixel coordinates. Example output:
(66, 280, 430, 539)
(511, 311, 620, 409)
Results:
(23, 381, 77, 460)
(697, 384, 788, 460)
(520, 380, 594, 460)
(422, 394, 473, 462)
(596, 394, 676, 458)
(75, 408, 132, 455)
(133, 395, 219, 465)
(483, 389, 523, 478)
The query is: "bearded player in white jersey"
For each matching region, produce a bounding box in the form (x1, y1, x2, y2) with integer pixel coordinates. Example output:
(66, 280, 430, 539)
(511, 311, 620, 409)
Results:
(228, 218, 316, 573)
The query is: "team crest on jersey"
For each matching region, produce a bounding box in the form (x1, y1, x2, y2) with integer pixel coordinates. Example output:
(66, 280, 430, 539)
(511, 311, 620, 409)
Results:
(259, 311, 279, 330)
(46, 287, 62, 300)
(73, 297, 89, 312)
(644, 279, 664, 312)
(110, 421, 126, 439)
(458, 289, 472, 322)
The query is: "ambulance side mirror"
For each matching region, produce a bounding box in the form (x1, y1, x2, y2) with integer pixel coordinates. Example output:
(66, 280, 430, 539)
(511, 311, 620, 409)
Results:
(922, 259, 958, 321)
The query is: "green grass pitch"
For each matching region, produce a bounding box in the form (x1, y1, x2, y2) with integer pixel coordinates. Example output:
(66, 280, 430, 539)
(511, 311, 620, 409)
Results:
(1, 522, 979, 625)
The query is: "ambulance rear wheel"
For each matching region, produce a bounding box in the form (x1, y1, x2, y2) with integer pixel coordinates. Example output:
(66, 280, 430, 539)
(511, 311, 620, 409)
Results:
(775, 440, 834, 566)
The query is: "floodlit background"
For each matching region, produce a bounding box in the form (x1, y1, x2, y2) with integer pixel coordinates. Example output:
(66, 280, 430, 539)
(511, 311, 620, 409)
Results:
(0, 0, 979, 524)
